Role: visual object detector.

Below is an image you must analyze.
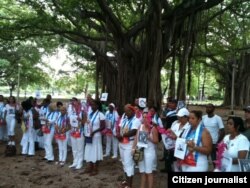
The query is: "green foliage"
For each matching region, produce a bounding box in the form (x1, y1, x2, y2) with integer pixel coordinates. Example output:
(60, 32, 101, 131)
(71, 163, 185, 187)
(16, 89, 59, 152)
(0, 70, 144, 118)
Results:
(1, 0, 249, 103)
(0, 40, 51, 91)
(54, 67, 95, 95)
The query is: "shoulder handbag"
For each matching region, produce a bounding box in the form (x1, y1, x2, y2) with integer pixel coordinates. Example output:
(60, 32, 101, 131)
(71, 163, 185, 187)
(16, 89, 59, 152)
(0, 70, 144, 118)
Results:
(32, 109, 42, 130)
(133, 147, 144, 163)
(85, 136, 92, 144)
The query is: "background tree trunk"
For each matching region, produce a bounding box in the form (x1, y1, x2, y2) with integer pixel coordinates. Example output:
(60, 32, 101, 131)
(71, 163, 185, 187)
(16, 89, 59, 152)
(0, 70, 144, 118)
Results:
(223, 53, 250, 107)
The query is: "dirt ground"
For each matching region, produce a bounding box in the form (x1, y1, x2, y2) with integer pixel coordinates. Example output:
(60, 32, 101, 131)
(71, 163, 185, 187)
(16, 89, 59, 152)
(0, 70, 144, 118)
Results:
(0, 105, 245, 188)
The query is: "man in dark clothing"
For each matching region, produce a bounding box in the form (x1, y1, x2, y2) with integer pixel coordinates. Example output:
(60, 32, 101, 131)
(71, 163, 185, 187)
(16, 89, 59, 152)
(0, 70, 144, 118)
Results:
(160, 98, 178, 173)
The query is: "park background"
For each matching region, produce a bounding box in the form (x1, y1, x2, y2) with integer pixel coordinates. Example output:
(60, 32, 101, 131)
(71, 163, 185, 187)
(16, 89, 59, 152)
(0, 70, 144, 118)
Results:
(0, 1, 250, 188)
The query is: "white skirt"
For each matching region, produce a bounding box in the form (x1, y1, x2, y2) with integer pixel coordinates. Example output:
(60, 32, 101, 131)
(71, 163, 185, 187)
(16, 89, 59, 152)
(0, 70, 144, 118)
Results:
(84, 136, 103, 163)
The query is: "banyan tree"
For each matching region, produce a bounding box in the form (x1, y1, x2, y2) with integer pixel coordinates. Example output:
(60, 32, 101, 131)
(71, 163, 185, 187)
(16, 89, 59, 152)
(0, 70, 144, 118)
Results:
(3, 0, 249, 109)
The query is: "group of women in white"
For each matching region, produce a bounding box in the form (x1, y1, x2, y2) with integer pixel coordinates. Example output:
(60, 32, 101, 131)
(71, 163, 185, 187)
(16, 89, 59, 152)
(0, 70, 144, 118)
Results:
(0, 94, 250, 188)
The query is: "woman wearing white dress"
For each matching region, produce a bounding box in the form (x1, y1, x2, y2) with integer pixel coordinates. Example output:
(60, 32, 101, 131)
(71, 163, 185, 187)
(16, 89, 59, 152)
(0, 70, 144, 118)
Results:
(43, 103, 59, 162)
(132, 113, 159, 188)
(222, 116, 249, 171)
(4, 96, 19, 146)
(181, 110, 212, 172)
(20, 100, 36, 156)
(84, 100, 105, 176)
(68, 98, 85, 170)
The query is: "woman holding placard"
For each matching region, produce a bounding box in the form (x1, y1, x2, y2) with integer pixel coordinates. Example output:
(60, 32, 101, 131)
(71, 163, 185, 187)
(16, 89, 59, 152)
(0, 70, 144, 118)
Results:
(180, 110, 212, 172)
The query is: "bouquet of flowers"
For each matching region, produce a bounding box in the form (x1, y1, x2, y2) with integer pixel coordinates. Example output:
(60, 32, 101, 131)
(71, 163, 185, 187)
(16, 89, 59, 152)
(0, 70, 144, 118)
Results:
(157, 127, 172, 137)
(213, 142, 227, 171)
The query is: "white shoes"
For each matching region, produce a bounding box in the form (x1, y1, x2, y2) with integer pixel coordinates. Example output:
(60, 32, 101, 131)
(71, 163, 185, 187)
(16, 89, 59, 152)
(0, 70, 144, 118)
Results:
(111, 156, 117, 159)
(75, 165, 82, 170)
(8, 141, 15, 145)
(103, 154, 110, 157)
(69, 164, 77, 168)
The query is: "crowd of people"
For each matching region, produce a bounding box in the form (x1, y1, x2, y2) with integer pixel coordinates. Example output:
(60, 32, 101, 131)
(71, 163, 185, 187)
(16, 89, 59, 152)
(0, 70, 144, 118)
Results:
(0, 94, 250, 188)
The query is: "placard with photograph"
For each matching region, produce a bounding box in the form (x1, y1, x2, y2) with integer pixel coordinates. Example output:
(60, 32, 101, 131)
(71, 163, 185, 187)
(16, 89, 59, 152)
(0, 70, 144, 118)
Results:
(138, 98, 147, 108)
(70, 115, 79, 128)
(137, 131, 148, 148)
(177, 100, 186, 110)
(100, 93, 108, 101)
(238, 159, 250, 172)
(174, 137, 187, 159)
(161, 134, 175, 150)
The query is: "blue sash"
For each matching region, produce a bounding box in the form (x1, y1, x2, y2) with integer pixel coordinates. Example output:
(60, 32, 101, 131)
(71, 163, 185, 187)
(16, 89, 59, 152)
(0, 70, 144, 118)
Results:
(122, 116, 135, 141)
(185, 123, 204, 162)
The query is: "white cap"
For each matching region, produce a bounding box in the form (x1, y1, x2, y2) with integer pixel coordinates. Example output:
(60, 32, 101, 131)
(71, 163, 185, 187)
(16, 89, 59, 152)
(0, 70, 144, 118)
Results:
(177, 108, 189, 117)
(109, 103, 115, 108)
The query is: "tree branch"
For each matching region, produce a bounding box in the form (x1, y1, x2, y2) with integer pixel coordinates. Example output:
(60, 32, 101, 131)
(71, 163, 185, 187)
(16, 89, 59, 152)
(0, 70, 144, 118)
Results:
(96, 0, 123, 37)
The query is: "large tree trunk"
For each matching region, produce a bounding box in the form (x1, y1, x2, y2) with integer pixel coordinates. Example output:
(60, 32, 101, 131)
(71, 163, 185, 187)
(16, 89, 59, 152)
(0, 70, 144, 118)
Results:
(223, 53, 250, 107)
(93, 0, 223, 110)
(168, 47, 176, 98)
(177, 56, 187, 101)
(176, 14, 196, 101)
(114, 1, 164, 110)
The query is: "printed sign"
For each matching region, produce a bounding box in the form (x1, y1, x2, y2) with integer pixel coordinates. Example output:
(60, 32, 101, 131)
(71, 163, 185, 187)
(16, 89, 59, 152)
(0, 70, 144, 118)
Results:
(238, 159, 250, 172)
(138, 98, 146, 108)
(137, 131, 148, 148)
(177, 101, 186, 110)
(100, 93, 108, 101)
(174, 138, 187, 159)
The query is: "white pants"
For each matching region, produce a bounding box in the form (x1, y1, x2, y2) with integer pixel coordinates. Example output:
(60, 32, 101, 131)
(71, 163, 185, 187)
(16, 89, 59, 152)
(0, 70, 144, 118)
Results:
(119, 142, 135, 177)
(44, 128, 55, 160)
(21, 127, 36, 155)
(105, 135, 119, 157)
(71, 136, 84, 167)
(6, 116, 16, 136)
(57, 133, 69, 162)
(0, 125, 8, 141)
